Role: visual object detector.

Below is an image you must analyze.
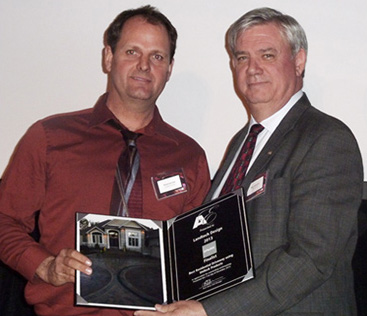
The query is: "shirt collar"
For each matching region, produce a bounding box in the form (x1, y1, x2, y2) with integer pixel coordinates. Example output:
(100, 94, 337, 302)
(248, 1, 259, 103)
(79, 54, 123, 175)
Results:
(137, 107, 179, 145)
(88, 93, 179, 145)
(250, 90, 304, 133)
(89, 93, 115, 127)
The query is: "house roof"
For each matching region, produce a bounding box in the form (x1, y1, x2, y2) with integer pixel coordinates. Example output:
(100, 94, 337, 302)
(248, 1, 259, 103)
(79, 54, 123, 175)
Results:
(80, 219, 150, 235)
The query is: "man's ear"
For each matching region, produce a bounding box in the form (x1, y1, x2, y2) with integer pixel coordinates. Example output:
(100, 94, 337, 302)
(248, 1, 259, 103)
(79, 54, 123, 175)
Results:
(103, 45, 113, 73)
(295, 48, 307, 77)
(166, 58, 175, 82)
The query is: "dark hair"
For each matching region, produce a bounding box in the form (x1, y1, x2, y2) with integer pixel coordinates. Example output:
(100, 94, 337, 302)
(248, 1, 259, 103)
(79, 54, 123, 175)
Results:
(105, 5, 177, 62)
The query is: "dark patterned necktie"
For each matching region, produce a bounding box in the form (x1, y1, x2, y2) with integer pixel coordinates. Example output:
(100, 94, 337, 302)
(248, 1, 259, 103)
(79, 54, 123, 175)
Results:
(220, 124, 264, 195)
(110, 128, 142, 217)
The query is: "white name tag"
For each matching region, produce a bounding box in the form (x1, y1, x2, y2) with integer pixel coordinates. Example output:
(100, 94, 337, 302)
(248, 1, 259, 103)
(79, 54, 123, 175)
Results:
(151, 169, 188, 200)
(246, 171, 267, 201)
(247, 176, 264, 196)
(157, 175, 182, 194)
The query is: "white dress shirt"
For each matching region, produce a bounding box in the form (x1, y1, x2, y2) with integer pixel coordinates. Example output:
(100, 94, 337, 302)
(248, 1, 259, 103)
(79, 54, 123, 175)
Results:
(212, 90, 304, 199)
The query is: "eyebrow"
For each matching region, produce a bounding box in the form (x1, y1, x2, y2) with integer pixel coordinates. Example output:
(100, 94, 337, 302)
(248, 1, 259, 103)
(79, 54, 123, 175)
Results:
(234, 47, 277, 57)
(259, 47, 277, 54)
(124, 44, 169, 57)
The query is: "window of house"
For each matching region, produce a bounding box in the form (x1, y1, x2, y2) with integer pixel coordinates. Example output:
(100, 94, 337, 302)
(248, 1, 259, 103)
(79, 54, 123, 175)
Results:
(128, 231, 140, 247)
(92, 232, 102, 244)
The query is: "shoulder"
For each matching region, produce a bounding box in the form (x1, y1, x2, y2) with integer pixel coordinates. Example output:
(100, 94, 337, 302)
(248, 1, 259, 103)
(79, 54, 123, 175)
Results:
(39, 108, 93, 130)
(297, 103, 357, 144)
(280, 100, 362, 173)
(152, 108, 206, 154)
(284, 95, 357, 145)
(15, 108, 95, 153)
(164, 122, 208, 157)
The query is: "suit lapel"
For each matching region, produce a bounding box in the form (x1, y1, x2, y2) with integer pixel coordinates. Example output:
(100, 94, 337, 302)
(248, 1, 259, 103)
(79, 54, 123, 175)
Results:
(207, 94, 312, 200)
(205, 125, 250, 201)
(244, 94, 311, 188)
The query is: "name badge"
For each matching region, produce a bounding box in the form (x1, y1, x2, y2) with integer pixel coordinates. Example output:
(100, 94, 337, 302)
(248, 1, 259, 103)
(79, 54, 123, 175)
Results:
(152, 169, 187, 200)
(246, 171, 267, 201)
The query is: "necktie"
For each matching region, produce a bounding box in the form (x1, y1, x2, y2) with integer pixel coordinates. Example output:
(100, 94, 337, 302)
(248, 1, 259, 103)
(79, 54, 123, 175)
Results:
(220, 124, 264, 195)
(110, 127, 142, 217)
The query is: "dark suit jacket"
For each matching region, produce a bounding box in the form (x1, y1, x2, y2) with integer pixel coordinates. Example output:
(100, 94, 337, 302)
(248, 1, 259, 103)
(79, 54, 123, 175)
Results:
(202, 94, 363, 315)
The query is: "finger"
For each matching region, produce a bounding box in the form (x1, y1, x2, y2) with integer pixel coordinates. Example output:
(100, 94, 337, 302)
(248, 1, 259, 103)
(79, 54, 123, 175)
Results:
(52, 257, 75, 276)
(59, 248, 92, 266)
(47, 258, 75, 286)
(155, 303, 176, 312)
(133, 312, 154, 316)
(134, 309, 162, 316)
(58, 249, 92, 275)
(68, 249, 92, 266)
(66, 256, 92, 276)
(155, 304, 168, 312)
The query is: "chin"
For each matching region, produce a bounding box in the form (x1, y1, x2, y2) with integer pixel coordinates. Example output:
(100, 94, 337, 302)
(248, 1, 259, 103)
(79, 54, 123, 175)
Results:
(129, 91, 154, 101)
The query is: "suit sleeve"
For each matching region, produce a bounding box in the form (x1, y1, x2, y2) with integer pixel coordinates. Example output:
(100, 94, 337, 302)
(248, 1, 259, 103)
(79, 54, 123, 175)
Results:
(202, 124, 363, 315)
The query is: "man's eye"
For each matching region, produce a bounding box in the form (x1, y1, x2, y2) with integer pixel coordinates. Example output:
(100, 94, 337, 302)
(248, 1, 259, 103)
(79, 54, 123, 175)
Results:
(263, 54, 274, 59)
(237, 55, 247, 62)
(153, 54, 164, 61)
(126, 50, 135, 55)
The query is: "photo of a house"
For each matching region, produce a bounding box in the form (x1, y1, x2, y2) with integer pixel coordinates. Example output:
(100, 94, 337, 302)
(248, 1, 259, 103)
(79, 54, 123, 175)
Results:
(79, 218, 160, 258)
(76, 214, 164, 310)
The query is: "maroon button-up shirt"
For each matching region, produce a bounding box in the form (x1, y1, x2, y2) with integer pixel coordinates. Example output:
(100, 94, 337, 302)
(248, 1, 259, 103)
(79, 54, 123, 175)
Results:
(0, 94, 211, 316)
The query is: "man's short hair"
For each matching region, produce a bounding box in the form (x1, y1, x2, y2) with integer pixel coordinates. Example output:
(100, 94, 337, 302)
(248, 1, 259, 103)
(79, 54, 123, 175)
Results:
(227, 7, 308, 58)
(105, 5, 177, 62)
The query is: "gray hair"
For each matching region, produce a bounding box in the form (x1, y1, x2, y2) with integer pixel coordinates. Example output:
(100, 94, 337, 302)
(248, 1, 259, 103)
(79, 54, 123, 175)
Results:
(227, 7, 308, 58)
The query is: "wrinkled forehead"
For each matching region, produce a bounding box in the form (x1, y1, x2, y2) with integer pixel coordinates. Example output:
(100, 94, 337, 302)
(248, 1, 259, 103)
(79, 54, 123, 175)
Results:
(235, 22, 290, 51)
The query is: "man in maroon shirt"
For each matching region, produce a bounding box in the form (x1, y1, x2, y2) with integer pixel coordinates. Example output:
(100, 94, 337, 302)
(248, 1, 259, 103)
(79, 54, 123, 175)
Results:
(0, 5, 210, 316)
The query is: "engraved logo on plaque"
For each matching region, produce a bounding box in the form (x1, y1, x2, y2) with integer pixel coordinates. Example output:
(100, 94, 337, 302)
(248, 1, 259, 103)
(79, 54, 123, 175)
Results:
(192, 205, 218, 229)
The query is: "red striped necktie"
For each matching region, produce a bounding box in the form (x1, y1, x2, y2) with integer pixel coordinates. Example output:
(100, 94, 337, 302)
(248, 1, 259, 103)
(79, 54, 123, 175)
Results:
(220, 124, 264, 195)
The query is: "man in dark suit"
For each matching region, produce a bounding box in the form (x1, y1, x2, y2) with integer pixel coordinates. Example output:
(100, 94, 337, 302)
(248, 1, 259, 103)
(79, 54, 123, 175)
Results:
(136, 7, 363, 316)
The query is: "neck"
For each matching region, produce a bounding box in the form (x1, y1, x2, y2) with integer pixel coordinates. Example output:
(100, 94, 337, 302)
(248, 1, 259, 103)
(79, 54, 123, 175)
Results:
(107, 93, 155, 132)
(249, 85, 303, 122)
(250, 104, 283, 122)
(107, 96, 155, 131)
